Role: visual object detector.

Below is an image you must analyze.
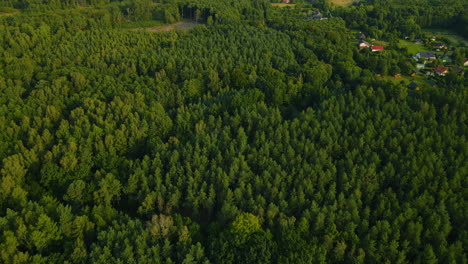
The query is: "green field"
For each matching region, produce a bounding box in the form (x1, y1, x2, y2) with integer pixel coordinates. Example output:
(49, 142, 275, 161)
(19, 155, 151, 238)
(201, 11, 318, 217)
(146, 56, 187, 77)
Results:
(423, 28, 468, 46)
(398, 39, 429, 54)
(329, 0, 359, 7)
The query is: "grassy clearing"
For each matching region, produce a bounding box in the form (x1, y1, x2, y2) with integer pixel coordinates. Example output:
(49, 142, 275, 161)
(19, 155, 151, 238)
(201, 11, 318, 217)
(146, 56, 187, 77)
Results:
(329, 0, 359, 7)
(271, 3, 296, 7)
(423, 28, 468, 46)
(372, 40, 388, 46)
(0, 7, 20, 17)
(398, 39, 429, 54)
(128, 21, 199, 33)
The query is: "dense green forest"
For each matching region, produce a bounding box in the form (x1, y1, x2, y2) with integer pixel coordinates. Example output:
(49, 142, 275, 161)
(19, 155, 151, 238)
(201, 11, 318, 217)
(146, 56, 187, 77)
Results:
(0, 0, 466, 263)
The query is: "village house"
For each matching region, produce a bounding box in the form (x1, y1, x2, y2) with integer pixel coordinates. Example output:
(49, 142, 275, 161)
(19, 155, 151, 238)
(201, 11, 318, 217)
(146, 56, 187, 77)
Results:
(434, 65, 449, 76)
(416, 63, 425, 70)
(427, 80, 437, 87)
(464, 59, 468, 67)
(452, 67, 464, 75)
(408, 82, 421, 91)
(438, 54, 452, 63)
(307, 11, 327, 20)
(414, 39, 424, 44)
(371, 46, 384, 52)
(359, 40, 370, 49)
(414, 51, 436, 62)
(433, 43, 447, 50)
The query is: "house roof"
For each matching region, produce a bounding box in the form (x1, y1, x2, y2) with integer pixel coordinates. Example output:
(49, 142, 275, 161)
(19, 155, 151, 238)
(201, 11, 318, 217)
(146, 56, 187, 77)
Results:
(371, 46, 384, 51)
(433, 43, 446, 47)
(417, 51, 436, 58)
(408, 82, 419, 89)
(434, 65, 448, 73)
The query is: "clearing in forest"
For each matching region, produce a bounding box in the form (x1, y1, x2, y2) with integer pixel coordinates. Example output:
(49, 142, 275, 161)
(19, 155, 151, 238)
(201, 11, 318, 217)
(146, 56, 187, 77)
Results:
(423, 28, 468, 46)
(329, 0, 359, 7)
(272, 3, 296, 8)
(398, 39, 429, 54)
(0, 7, 20, 17)
(130, 21, 199, 33)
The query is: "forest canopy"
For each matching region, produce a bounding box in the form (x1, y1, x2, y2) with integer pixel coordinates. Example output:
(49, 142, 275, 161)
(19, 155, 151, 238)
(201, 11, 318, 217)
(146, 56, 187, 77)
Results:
(0, 0, 466, 263)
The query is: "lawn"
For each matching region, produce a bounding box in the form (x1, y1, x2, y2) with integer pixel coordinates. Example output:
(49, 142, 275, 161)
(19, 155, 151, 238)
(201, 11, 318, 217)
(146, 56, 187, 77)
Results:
(398, 39, 429, 55)
(382, 73, 431, 89)
(423, 28, 468, 46)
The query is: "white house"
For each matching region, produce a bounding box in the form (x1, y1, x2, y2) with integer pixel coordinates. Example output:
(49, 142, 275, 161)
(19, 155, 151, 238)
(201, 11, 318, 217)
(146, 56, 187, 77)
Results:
(414, 51, 436, 62)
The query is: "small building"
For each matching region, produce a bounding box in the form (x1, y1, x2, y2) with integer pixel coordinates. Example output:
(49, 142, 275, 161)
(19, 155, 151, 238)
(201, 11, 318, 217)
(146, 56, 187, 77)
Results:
(430, 36, 437, 41)
(357, 32, 366, 40)
(410, 72, 417, 77)
(408, 82, 421, 90)
(371, 46, 384, 52)
(283, 0, 290, 3)
(306, 11, 327, 20)
(414, 39, 424, 44)
(433, 43, 447, 50)
(427, 80, 437, 87)
(415, 51, 436, 62)
(438, 54, 452, 63)
(359, 40, 370, 49)
(434, 65, 449, 76)
(394, 74, 402, 78)
(452, 66, 464, 75)
(416, 63, 425, 70)
(464, 59, 468, 67)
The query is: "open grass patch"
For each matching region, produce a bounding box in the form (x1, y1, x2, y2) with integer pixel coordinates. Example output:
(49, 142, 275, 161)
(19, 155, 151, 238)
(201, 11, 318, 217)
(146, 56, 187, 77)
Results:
(0, 7, 20, 16)
(128, 21, 199, 33)
(398, 39, 429, 55)
(423, 28, 468, 46)
(329, 0, 359, 7)
(271, 3, 296, 8)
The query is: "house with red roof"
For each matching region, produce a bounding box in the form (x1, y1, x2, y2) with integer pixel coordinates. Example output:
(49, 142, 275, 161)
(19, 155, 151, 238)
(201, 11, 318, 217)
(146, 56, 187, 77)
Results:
(359, 41, 370, 49)
(371, 46, 384, 52)
(434, 65, 448, 76)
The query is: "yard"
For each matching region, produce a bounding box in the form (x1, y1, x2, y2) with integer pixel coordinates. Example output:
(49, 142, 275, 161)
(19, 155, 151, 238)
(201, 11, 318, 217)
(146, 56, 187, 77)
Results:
(423, 28, 468, 46)
(398, 39, 429, 54)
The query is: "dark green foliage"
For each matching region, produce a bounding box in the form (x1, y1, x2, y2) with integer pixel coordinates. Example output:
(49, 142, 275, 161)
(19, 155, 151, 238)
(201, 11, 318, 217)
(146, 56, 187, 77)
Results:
(0, 0, 466, 263)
